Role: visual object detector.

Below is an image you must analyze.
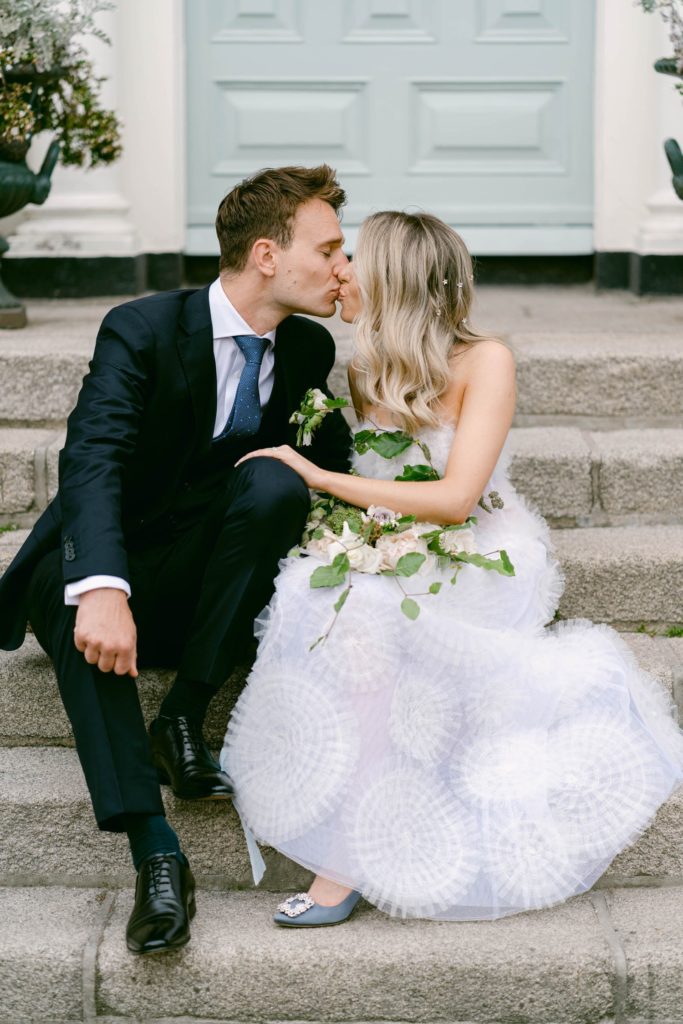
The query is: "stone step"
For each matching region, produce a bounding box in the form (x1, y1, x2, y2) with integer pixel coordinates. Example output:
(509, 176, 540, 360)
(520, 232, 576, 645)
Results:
(0, 742, 681, 891)
(0, 636, 680, 890)
(3, 524, 683, 628)
(1, 424, 682, 526)
(0, 426, 61, 519)
(509, 332, 683, 424)
(2, 323, 682, 426)
(1, 633, 680, 750)
(552, 524, 683, 629)
(3, 883, 683, 1024)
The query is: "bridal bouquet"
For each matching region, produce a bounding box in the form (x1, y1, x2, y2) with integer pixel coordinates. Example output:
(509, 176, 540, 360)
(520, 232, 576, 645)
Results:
(290, 389, 514, 646)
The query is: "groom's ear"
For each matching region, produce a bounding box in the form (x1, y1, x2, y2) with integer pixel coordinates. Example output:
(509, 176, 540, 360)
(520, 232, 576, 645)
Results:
(251, 238, 277, 278)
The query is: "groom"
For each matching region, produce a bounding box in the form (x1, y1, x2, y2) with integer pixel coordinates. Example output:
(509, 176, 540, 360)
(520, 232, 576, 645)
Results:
(0, 164, 351, 953)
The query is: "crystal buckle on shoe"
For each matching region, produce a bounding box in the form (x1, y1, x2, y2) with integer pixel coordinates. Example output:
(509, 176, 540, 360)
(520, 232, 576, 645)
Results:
(277, 893, 315, 918)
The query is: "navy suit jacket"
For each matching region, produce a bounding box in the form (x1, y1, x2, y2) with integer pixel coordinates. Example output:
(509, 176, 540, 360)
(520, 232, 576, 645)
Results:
(0, 285, 351, 650)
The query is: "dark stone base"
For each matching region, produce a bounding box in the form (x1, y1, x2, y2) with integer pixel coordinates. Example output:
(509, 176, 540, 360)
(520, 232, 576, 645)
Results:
(472, 255, 594, 285)
(594, 252, 630, 290)
(629, 253, 683, 294)
(2, 252, 187, 298)
(596, 251, 683, 294)
(2, 251, 682, 296)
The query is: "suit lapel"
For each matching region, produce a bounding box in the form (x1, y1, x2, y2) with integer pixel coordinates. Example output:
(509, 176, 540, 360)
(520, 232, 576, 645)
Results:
(176, 286, 217, 449)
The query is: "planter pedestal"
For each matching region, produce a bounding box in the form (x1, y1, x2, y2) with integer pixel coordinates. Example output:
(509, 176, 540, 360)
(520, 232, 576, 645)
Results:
(0, 236, 27, 328)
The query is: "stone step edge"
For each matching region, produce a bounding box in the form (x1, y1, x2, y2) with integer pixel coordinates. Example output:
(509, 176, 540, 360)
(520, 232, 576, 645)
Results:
(3, 884, 683, 1024)
(3, 423, 683, 526)
(0, 634, 680, 748)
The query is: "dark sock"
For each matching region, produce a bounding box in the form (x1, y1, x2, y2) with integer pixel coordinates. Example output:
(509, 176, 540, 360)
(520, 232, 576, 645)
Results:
(158, 674, 216, 727)
(124, 812, 182, 871)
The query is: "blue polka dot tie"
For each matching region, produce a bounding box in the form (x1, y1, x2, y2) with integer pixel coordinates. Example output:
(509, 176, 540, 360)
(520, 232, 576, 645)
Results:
(216, 334, 269, 440)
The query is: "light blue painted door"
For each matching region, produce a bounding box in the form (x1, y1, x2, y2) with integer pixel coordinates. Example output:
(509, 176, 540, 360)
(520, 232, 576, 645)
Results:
(186, 0, 594, 254)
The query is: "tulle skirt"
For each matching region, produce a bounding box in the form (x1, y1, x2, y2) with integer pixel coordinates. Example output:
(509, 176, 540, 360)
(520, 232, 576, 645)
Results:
(222, 512, 683, 920)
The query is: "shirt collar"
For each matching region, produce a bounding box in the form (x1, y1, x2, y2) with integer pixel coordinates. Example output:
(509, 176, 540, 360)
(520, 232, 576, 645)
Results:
(208, 277, 277, 346)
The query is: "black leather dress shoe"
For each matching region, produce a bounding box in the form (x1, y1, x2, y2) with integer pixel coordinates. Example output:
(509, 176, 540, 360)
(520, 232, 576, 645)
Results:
(149, 715, 234, 800)
(126, 853, 196, 954)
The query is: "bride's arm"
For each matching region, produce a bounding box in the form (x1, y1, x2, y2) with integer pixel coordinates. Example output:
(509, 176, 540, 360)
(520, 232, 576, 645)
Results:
(237, 341, 516, 525)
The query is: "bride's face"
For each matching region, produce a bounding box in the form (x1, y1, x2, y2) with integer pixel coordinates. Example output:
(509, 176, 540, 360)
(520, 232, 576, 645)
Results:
(337, 264, 362, 323)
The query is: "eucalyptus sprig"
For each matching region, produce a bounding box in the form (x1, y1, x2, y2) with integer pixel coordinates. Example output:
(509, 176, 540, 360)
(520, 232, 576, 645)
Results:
(290, 388, 349, 446)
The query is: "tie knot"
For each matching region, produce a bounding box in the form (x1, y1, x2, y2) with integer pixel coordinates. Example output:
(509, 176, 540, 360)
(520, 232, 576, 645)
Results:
(234, 334, 269, 366)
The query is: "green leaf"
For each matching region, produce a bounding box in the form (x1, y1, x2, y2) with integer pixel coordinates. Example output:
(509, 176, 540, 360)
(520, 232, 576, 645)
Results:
(456, 551, 515, 577)
(368, 430, 414, 459)
(393, 463, 441, 482)
(397, 514, 417, 525)
(394, 552, 426, 577)
(323, 397, 350, 409)
(401, 597, 420, 620)
(499, 549, 514, 575)
(334, 586, 351, 613)
(311, 527, 324, 540)
(429, 581, 443, 595)
(310, 552, 350, 589)
(352, 429, 374, 454)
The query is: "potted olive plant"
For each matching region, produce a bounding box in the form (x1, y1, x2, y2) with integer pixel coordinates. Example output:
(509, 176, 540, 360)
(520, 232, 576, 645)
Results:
(639, 0, 683, 200)
(0, 0, 123, 327)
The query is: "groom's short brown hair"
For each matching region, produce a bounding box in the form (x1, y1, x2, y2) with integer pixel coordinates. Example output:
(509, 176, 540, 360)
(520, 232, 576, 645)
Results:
(215, 164, 346, 273)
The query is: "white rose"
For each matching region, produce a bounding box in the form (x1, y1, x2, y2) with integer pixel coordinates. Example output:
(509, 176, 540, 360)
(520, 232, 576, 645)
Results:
(305, 527, 340, 561)
(415, 522, 442, 536)
(347, 543, 384, 574)
(326, 521, 365, 561)
(439, 527, 477, 555)
(310, 388, 329, 412)
(375, 528, 428, 571)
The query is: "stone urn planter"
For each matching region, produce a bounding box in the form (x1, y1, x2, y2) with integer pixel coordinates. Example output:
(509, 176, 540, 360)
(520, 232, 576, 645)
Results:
(654, 58, 683, 200)
(0, 141, 60, 328)
(0, 0, 123, 328)
(0, 65, 63, 327)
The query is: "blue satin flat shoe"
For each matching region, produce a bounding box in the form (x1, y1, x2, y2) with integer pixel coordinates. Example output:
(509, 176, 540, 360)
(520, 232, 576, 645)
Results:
(273, 890, 362, 927)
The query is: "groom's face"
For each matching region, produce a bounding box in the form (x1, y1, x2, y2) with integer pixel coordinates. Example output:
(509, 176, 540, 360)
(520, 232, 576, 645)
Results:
(272, 198, 348, 317)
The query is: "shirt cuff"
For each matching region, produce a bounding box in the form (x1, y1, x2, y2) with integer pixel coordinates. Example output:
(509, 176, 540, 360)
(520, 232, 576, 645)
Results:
(64, 575, 131, 607)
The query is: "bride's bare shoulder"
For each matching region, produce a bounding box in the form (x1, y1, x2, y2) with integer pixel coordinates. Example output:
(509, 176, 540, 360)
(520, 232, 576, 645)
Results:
(453, 337, 515, 381)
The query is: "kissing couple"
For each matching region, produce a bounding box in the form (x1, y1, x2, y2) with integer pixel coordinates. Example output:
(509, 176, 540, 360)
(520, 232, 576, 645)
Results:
(1, 164, 681, 953)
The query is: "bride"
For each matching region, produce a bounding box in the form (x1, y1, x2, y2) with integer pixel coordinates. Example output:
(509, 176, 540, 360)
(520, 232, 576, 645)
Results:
(221, 211, 683, 925)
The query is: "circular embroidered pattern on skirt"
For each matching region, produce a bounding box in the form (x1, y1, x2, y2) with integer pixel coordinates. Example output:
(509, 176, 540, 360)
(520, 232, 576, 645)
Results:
(453, 728, 553, 806)
(485, 815, 584, 909)
(548, 712, 674, 860)
(347, 763, 480, 916)
(389, 671, 463, 764)
(223, 670, 360, 843)
(312, 583, 402, 693)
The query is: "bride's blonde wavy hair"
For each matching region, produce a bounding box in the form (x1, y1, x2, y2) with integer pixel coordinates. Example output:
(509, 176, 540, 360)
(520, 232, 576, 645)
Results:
(351, 211, 494, 433)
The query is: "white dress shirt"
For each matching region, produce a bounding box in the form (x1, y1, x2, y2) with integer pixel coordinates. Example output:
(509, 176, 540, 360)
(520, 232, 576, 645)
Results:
(65, 278, 276, 606)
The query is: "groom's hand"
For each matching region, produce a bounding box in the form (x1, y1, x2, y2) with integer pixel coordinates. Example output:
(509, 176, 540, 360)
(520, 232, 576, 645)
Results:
(74, 588, 139, 678)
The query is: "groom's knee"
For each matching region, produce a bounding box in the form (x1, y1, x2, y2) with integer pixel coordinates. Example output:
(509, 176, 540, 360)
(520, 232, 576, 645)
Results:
(230, 457, 310, 529)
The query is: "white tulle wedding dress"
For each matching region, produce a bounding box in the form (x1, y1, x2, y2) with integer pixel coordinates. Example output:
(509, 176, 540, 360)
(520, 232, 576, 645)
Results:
(221, 422, 683, 920)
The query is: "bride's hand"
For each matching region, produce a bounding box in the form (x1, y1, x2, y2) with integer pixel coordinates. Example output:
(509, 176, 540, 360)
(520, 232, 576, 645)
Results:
(235, 445, 328, 490)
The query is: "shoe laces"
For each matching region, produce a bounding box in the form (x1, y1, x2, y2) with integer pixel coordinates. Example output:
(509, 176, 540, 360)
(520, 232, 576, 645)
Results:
(177, 716, 206, 753)
(146, 855, 176, 899)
